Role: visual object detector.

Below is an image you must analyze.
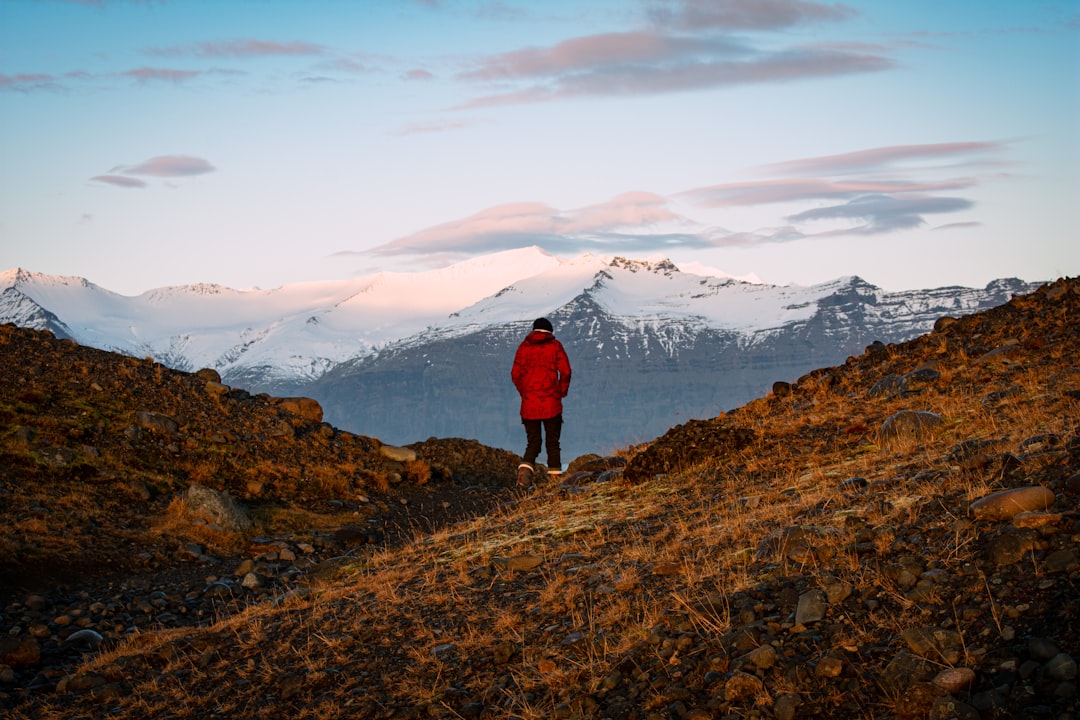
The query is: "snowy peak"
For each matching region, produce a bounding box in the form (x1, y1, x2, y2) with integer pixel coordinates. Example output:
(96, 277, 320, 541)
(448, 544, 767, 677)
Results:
(0, 253, 1044, 393)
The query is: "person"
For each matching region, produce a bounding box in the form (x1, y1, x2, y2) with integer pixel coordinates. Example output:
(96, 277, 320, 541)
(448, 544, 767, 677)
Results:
(511, 317, 571, 487)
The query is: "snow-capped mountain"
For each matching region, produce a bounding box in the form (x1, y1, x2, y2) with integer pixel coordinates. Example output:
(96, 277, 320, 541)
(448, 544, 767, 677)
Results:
(0, 249, 1041, 459)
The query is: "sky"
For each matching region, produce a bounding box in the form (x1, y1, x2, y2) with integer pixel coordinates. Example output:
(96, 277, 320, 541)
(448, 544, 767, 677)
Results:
(1, 0, 1078, 296)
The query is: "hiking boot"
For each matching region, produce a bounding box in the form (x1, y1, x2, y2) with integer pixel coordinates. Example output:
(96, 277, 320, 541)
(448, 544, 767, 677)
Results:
(547, 467, 563, 477)
(516, 463, 534, 488)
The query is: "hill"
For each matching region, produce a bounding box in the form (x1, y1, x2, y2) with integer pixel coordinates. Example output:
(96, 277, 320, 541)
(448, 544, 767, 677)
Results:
(1, 277, 1078, 719)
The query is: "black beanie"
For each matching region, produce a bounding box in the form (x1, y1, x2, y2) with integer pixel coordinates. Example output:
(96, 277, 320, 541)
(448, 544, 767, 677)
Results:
(532, 317, 553, 332)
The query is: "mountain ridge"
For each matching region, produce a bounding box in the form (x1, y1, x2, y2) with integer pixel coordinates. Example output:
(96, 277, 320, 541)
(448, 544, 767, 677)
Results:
(0, 254, 1043, 458)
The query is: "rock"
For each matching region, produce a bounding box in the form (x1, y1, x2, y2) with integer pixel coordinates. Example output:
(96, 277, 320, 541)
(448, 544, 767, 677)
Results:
(774, 693, 801, 720)
(744, 644, 776, 670)
(135, 410, 180, 434)
(984, 526, 1041, 565)
(868, 374, 908, 398)
(879, 410, 944, 449)
(969, 486, 1055, 521)
(934, 316, 958, 332)
(902, 627, 964, 665)
(274, 396, 323, 423)
(795, 589, 827, 625)
(380, 444, 417, 462)
(723, 671, 764, 702)
(815, 656, 843, 678)
(930, 697, 981, 720)
(205, 381, 230, 396)
(184, 484, 253, 531)
(0, 637, 41, 667)
(195, 367, 222, 383)
(933, 667, 976, 693)
(1046, 653, 1078, 681)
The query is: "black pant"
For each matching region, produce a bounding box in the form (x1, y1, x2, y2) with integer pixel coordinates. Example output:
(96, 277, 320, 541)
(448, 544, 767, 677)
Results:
(522, 415, 562, 470)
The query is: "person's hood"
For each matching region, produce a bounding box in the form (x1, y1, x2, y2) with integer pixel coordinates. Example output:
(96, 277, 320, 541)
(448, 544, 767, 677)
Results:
(524, 329, 554, 345)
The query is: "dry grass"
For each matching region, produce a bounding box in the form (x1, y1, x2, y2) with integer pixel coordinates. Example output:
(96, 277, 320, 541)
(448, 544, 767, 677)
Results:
(3, 280, 1079, 719)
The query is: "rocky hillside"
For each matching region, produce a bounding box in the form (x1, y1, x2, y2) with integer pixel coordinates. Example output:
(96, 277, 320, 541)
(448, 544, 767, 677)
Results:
(1, 277, 1078, 719)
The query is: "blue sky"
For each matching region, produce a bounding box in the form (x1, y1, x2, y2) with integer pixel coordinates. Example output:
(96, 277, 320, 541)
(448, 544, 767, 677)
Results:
(1, 0, 1077, 294)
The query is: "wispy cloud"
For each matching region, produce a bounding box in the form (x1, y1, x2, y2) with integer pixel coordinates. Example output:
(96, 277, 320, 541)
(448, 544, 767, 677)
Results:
(90, 175, 147, 189)
(760, 141, 1006, 175)
(371, 193, 689, 256)
(785, 193, 974, 233)
(678, 177, 976, 207)
(0, 72, 61, 92)
(145, 39, 327, 58)
(123, 67, 202, 83)
(125, 155, 216, 177)
(646, 0, 858, 31)
(455, 29, 892, 108)
(90, 155, 216, 188)
(367, 138, 998, 259)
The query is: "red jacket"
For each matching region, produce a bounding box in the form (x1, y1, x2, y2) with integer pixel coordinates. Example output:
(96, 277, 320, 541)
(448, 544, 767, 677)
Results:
(511, 330, 571, 420)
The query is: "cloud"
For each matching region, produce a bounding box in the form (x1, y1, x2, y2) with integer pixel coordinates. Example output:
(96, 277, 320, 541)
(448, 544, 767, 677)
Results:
(646, 0, 857, 30)
(124, 67, 201, 83)
(124, 155, 216, 177)
(91, 175, 147, 189)
(456, 30, 893, 108)
(0, 72, 60, 92)
(785, 194, 974, 232)
(760, 141, 1005, 175)
(394, 118, 476, 136)
(679, 177, 977, 207)
(371, 193, 691, 256)
(90, 155, 215, 188)
(367, 138, 996, 260)
(146, 39, 327, 58)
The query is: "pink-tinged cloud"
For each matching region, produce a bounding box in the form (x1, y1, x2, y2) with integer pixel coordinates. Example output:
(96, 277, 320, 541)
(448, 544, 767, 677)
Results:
(91, 175, 147, 189)
(403, 68, 435, 80)
(461, 32, 745, 81)
(124, 67, 201, 83)
(761, 141, 1004, 175)
(372, 193, 690, 256)
(0, 72, 59, 92)
(458, 39, 893, 108)
(146, 39, 326, 58)
(679, 177, 976, 207)
(125, 155, 216, 177)
(649, 0, 857, 30)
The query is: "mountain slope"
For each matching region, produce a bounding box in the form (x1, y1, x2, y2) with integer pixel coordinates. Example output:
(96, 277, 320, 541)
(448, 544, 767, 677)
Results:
(311, 262, 1037, 459)
(1, 277, 1077, 719)
(0, 257, 1042, 460)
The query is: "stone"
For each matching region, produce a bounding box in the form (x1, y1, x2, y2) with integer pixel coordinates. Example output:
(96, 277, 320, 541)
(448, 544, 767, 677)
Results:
(795, 589, 827, 625)
(774, 693, 800, 720)
(379, 444, 417, 462)
(185, 484, 253, 531)
(723, 671, 764, 702)
(879, 410, 944, 448)
(983, 527, 1040, 565)
(274, 397, 323, 423)
(0, 637, 41, 667)
(933, 667, 976, 693)
(1046, 653, 1078, 681)
(135, 410, 180, 434)
(902, 627, 964, 665)
(969, 486, 1055, 521)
